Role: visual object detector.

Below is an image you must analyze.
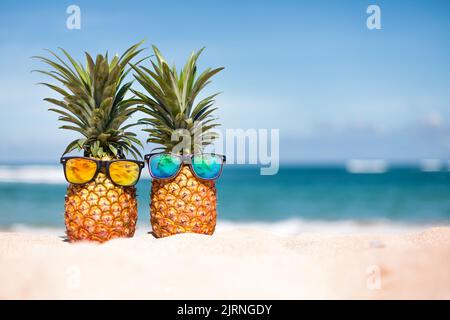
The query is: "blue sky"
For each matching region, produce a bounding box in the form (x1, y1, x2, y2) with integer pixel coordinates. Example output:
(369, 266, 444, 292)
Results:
(0, 0, 450, 163)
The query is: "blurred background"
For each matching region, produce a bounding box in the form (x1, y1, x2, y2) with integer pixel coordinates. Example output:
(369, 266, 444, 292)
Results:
(1, 0, 449, 232)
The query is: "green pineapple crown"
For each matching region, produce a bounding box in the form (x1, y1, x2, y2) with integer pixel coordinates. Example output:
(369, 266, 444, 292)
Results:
(33, 41, 145, 159)
(132, 45, 224, 154)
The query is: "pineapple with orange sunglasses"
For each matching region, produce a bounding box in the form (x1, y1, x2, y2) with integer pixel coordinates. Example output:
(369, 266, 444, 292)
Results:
(35, 41, 145, 242)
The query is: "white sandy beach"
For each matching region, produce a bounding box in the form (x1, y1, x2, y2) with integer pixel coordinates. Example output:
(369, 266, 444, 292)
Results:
(1, 227, 450, 299)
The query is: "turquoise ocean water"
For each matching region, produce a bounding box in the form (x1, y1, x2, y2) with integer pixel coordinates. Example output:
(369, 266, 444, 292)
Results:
(0, 165, 450, 230)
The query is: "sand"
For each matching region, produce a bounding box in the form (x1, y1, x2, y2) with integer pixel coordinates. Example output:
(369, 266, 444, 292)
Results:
(0, 227, 449, 299)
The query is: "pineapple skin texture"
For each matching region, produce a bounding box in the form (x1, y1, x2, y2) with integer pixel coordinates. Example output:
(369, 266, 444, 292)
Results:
(64, 173, 138, 243)
(151, 165, 217, 238)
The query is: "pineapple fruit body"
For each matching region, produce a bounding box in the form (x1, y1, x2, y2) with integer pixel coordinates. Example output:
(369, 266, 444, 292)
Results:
(65, 172, 138, 242)
(151, 165, 217, 238)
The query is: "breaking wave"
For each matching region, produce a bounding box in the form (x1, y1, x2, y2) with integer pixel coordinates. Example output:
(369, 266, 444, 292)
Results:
(0, 165, 152, 184)
(5, 218, 435, 236)
(0, 166, 64, 184)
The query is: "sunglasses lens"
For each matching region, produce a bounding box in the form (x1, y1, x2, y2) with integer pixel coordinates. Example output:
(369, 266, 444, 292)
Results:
(65, 158, 97, 184)
(149, 154, 182, 179)
(109, 161, 141, 186)
(192, 154, 223, 180)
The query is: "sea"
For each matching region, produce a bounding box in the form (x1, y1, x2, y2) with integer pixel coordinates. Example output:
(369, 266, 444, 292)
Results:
(1, 164, 449, 235)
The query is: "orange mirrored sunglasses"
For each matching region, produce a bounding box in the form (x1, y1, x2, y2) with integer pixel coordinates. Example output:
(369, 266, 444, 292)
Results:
(60, 157, 144, 187)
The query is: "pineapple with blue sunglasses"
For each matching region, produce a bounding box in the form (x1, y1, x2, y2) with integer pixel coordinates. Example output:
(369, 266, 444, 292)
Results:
(133, 46, 225, 238)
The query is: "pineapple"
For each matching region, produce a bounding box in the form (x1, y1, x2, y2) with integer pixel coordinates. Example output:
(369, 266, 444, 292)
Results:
(132, 46, 224, 238)
(65, 171, 138, 242)
(34, 42, 144, 242)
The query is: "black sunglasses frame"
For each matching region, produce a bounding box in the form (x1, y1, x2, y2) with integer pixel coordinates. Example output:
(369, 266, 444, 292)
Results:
(144, 153, 226, 181)
(60, 156, 145, 187)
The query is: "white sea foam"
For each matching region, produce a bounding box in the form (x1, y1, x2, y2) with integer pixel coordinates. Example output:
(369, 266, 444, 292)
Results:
(420, 159, 444, 172)
(345, 159, 388, 174)
(0, 165, 64, 184)
(4, 219, 437, 236)
(0, 165, 152, 184)
(215, 218, 435, 235)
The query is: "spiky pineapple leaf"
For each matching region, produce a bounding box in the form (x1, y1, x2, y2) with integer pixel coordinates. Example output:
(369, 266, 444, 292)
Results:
(133, 46, 224, 153)
(34, 41, 145, 159)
